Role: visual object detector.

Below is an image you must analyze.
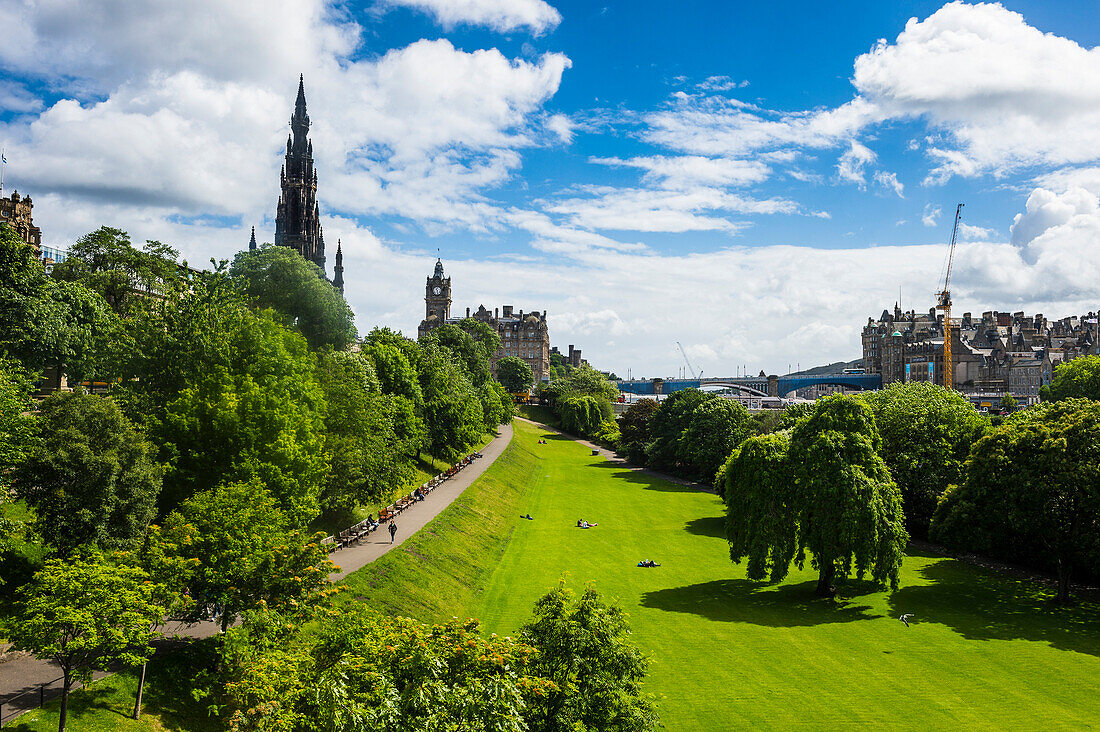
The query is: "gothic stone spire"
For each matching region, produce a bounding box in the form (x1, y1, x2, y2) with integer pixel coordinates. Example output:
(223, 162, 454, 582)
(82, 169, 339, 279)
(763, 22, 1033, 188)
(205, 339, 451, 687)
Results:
(333, 239, 344, 294)
(274, 74, 325, 271)
(249, 226, 257, 251)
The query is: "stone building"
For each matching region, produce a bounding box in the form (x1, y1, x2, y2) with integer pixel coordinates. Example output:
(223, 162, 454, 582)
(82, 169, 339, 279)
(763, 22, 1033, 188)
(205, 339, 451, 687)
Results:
(0, 190, 42, 253)
(550, 344, 586, 368)
(862, 305, 1098, 405)
(253, 76, 343, 293)
(417, 258, 551, 383)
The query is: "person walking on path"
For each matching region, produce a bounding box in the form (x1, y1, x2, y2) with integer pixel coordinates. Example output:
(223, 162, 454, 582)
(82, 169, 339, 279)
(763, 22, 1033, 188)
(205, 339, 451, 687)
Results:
(388, 520, 397, 543)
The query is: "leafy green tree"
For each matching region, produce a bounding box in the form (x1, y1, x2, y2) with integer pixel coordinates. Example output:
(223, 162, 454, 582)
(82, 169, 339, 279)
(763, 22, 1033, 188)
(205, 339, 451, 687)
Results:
(315, 349, 413, 511)
(723, 432, 798, 581)
(51, 227, 184, 317)
(617, 398, 659, 464)
(424, 322, 493, 386)
(14, 391, 162, 555)
(7, 553, 165, 732)
(679, 397, 753, 485)
(458, 317, 502, 359)
(861, 382, 988, 536)
(496, 355, 534, 392)
(0, 223, 119, 381)
(152, 479, 337, 632)
(520, 581, 658, 732)
(419, 346, 484, 460)
(788, 395, 908, 596)
(476, 381, 511, 431)
(1042, 355, 1100, 402)
(931, 399, 1100, 603)
(644, 389, 714, 473)
(229, 245, 357, 350)
(544, 363, 618, 404)
(122, 277, 328, 522)
(559, 395, 611, 438)
(0, 356, 35, 487)
(1000, 392, 1018, 412)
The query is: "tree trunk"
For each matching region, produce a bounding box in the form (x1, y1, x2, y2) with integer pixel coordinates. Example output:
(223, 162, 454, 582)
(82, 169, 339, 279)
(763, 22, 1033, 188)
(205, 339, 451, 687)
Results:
(58, 672, 71, 732)
(816, 561, 836, 597)
(133, 662, 147, 720)
(220, 605, 231, 633)
(1056, 558, 1072, 605)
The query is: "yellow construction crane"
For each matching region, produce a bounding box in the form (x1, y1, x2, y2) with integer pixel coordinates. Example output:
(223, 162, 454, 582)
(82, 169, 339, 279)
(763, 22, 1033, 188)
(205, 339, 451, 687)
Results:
(936, 203, 964, 390)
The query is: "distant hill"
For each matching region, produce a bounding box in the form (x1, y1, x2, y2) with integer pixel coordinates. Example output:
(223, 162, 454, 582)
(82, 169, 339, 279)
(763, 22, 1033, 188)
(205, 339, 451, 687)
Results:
(789, 358, 863, 377)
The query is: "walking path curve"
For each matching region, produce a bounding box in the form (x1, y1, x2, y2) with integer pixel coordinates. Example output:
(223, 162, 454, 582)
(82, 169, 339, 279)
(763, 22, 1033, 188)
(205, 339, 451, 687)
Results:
(0, 422, 514, 724)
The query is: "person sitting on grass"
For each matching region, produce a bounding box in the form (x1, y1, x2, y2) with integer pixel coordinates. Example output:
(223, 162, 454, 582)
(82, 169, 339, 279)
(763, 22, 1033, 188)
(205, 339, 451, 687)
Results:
(577, 520, 598, 528)
(637, 559, 661, 567)
(523, 513, 534, 520)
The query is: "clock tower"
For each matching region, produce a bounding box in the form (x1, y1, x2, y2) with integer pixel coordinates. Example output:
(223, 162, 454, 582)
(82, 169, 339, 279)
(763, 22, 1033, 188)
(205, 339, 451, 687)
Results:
(423, 257, 451, 324)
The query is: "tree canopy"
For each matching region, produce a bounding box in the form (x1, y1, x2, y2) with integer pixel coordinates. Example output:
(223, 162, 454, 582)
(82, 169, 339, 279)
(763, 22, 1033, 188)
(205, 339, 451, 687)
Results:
(788, 395, 908, 596)
(931, 398, 1100, 602)
(15, 391, 162, 555)
(861, 382, 988, 536)
(496, 355, 534, 392)
(678, 397, 753, 485)
(644, 389, 713, 473)
(617, 398, 659, 463)
(723, 432, 798, 582)
(230, 245, 356, 351)
(51, 226, 184, 317)
(1042, 355, 1100, 402)
(7, 553, 165, 731)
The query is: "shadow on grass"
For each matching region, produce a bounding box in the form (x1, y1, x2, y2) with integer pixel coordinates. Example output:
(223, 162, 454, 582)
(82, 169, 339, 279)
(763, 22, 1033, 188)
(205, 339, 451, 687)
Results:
(684, 515, 725, 539)
(887, 553, 1100, 657)
(641, 578, 882, 627)
(588, 460, 706, 493)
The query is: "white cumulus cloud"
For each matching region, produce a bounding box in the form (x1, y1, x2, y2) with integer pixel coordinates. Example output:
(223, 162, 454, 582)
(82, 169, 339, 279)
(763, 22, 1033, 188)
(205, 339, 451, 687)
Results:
(382, 0, 561, 34)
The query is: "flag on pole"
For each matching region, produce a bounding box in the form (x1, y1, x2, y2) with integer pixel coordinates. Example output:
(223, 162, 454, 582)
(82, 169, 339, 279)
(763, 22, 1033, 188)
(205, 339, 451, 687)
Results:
(1, 154, 6, 164)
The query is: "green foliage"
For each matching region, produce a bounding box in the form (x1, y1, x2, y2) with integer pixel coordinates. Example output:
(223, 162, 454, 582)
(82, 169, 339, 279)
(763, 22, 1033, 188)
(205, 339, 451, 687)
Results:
(6, 552, 165, 731)
(617, 398, 659, 463)
(151, 480, 337, 631)
(788, 395, 908, 595)
(1044, 355, 1100, 402)
(477, 380, 511, 431)
(520, 581, 659, 732)
(229, 245, 356, 350)
(678, 397, 753, 485)
(559, 394, 611, 438)
(1000, 392, 1018, 412)
(723, 432, 798, 582)
(861, 382, 988, 536)
(496, 355, 534, 392)
(592, 419, 621, 449)
(419, 346, 484, 460)
(424, 322, 493, 386)
(315, 349, 414, 511)
(644, 389, 713, 472)
(123, 277, 328, 522)
(51, 226, 185, 317)
(544, 364, 618, 404)
(0, 356, 35, 489)
(0, 223, 119, 381)
(931, 398, 1100, 602)
(14, 391, 162, 555)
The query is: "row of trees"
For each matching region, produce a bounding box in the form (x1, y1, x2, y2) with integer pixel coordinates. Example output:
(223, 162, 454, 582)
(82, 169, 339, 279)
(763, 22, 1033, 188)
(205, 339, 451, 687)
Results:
(539, 364, 622, 445)
(615, 359, 1100, 602)
(0, 222, 518, 729)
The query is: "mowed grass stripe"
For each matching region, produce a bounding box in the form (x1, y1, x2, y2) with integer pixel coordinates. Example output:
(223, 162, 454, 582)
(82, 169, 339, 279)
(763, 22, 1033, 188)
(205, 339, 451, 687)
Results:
(463, 421, 1100, 730)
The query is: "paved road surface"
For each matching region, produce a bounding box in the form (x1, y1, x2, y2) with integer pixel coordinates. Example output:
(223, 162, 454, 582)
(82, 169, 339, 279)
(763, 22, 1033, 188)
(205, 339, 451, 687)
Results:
(0, 422, 514, 724)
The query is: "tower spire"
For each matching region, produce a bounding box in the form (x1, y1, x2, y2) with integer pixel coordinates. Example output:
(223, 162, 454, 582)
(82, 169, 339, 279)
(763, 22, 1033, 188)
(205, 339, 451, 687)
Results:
(249, 226, 257, 251)
(333, 239, 344, 294)
(274, 75, 325, 272)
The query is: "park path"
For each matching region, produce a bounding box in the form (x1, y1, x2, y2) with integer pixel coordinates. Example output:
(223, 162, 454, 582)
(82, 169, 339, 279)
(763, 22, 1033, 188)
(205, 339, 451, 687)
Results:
(0, 422, 514, 725)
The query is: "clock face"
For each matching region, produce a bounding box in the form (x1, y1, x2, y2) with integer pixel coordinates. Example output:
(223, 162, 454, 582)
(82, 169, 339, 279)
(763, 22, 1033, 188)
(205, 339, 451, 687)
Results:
(433, 286, 442, 295)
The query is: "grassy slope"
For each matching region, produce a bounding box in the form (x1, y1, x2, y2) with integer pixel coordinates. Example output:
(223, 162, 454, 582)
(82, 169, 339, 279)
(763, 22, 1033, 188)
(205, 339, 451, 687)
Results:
(442, 420, 1100, 730)
(338, 426, 529, 621)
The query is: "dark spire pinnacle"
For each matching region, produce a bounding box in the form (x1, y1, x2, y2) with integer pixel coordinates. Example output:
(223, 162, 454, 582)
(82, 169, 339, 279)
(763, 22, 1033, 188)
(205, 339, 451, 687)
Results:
(249, 226, 257, 251)
(295, 74, 307, 116)
(434, 257, 444, 278)
(333, 239, 344, 294)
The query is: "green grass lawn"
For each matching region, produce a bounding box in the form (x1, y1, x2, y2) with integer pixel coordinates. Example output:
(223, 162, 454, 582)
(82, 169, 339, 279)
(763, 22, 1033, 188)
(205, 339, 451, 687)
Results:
(350, 418, 1100, 730)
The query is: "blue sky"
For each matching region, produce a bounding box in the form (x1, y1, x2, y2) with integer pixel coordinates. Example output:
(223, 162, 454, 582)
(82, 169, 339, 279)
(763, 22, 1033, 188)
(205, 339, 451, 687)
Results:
(3, 1, 1100, 376)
